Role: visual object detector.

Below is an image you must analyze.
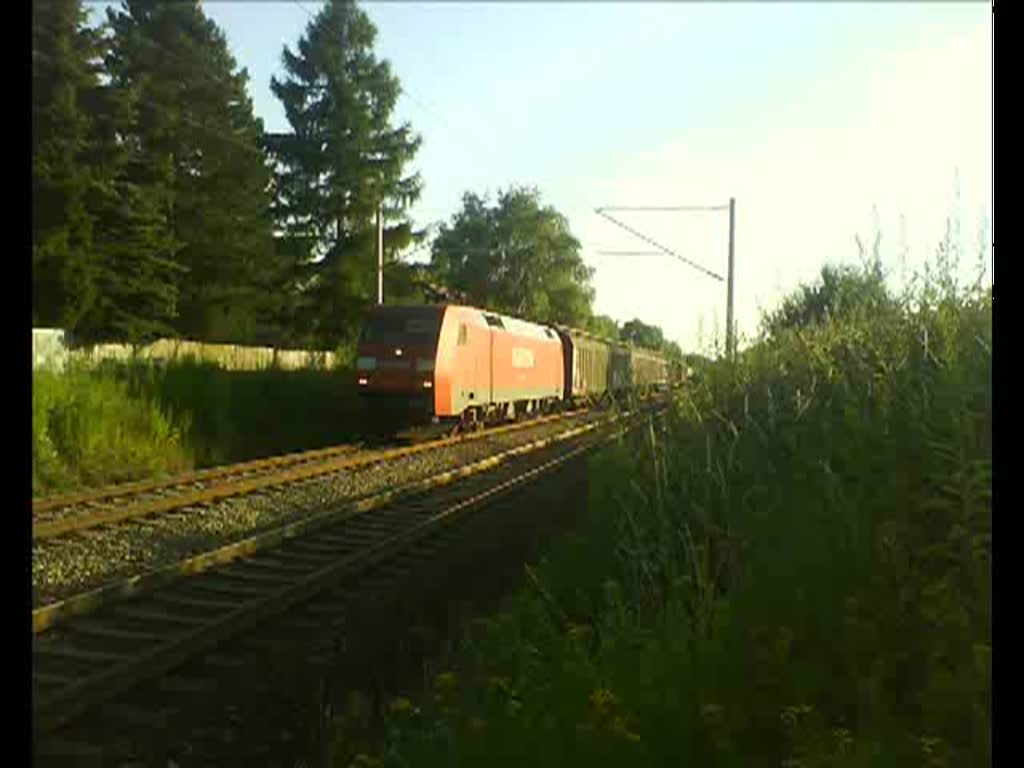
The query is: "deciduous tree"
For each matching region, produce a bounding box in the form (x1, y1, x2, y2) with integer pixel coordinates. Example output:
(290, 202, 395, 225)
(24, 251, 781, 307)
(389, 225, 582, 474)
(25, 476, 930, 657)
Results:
(761, 261, 896, 338)
(621, 318, 664, 350)
(431, 186, 594, 327)
(586, 313, 620, 341)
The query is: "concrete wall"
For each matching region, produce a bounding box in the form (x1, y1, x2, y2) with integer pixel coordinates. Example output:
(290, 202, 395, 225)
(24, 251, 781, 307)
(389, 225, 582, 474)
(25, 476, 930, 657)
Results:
(33, 328, 70, 372)
(31, 329, 338, 372)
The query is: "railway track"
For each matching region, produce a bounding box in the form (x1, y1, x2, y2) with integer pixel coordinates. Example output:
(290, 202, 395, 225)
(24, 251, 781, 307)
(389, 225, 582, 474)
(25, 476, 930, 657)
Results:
(32, 408, 589, 541)
(33, 403, 664, 764)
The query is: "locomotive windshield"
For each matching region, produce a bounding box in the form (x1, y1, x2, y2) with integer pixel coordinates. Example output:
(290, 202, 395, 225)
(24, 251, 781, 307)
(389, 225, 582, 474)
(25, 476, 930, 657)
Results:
(359, 306, 443, 345)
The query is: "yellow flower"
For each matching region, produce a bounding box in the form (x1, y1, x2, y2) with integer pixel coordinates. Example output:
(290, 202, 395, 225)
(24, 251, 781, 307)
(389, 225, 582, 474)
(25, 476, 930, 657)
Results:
(435, 671, 458, 692)
(920, 734, 949, 764)
(567, 623, 592, 642)
(589, 687, 617, 718)
(833, 727, 853, 754)
(389, 697, 413, 716)
(434, 671, 459, 705)
(488, 676, 512, 695)
(346, 691, 372, 725)
(774, 626, 795, 661)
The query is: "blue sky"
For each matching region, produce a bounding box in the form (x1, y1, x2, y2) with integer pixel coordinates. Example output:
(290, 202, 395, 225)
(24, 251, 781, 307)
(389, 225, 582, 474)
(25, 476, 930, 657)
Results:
(87, 2, 992, 352)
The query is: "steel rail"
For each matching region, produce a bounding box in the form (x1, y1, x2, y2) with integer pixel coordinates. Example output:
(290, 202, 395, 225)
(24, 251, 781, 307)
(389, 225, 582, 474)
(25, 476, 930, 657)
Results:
(33, 409, 591, 516)
(32, 407, 593, 541)
(33, 406, 659, 739)
(32, 444, 366, 514)
(32, 407, 642, 633)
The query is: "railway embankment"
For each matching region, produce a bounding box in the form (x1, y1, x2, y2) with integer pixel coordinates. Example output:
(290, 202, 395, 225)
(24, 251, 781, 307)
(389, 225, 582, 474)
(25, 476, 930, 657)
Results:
(32, 408, 606, 608)
(32, 405, 656, 766)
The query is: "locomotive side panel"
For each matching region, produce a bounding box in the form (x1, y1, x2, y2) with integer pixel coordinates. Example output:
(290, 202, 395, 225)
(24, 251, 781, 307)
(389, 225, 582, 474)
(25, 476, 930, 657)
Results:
(488, 313, 563, 405)
(435, 307, 491, 418)
(435, 307, 562, 418)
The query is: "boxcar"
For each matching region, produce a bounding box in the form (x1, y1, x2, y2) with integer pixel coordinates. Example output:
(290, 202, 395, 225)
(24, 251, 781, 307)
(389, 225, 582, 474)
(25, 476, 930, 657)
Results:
(356, 304, 563, 425)
(609, 344, 632, 394)
(630, 346, 670, 392)
(605, 343, 671, 396)
(556, 326, 613, 405)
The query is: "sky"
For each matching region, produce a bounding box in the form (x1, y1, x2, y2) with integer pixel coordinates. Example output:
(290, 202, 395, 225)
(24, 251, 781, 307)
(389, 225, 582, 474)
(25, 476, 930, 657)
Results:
(86, 1, 993, 354)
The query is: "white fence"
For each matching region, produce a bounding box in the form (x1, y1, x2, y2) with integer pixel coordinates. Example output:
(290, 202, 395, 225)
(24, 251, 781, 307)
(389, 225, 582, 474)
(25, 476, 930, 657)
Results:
(32, 329, 338, 372)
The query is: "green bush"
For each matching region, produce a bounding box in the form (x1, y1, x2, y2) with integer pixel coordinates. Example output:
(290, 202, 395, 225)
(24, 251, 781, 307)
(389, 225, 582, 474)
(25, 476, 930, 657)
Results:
(115, 359, 365, 466)
(32, 364, 191, 494)
(323, 258, 990, 767)
(32, 359, 366, 495)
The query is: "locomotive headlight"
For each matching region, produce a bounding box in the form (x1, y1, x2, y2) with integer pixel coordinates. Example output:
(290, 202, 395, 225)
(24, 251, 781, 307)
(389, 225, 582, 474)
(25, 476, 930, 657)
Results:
(422, 380, 433, 389)
(416, 358, 435, 372)
(356, 356, 376, 371)
(358, 377, 368, 386)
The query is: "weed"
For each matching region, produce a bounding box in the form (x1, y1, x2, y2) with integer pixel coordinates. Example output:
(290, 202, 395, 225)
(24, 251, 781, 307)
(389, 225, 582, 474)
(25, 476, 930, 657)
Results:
(324, 250, 991, 766)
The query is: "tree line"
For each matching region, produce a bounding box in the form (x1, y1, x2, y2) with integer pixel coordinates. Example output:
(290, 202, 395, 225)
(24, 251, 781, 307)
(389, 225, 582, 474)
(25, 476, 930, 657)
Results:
(33, 0, 681, 360)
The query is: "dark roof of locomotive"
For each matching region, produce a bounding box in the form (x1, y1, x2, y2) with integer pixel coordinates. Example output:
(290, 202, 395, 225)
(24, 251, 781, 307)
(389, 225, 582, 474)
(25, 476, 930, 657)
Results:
(365, 305, 670, 362)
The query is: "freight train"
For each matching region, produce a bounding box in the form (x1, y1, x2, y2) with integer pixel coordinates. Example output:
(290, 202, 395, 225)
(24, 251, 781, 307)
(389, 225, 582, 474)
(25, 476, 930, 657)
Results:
(355, 304, 676, 432)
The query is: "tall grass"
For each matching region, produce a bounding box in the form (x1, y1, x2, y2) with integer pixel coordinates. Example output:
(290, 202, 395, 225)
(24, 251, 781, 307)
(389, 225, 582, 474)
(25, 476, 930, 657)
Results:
(322, 259, 991, 767)
(32, 358, 365, 496)
(32, 364, 191, 494)
(115, 358, 366, 467)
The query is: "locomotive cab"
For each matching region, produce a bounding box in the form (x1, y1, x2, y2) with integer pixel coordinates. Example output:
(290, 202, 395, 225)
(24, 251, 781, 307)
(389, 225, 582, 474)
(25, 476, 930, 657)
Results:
(355, 305, 444, 422)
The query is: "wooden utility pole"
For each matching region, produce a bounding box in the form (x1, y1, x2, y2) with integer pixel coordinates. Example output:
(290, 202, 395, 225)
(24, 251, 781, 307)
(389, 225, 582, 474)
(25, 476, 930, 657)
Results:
(726, 197, 736, 360)
(376, 203, 383, 305)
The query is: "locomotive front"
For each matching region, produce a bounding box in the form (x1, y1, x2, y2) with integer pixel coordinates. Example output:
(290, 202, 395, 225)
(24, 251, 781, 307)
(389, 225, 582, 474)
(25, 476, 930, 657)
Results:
(355, 305, 445, 421)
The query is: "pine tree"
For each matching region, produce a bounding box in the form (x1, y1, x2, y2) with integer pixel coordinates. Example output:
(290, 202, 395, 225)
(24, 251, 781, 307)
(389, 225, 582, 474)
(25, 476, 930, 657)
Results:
(269, 0, 422, 347)
(32, 0, 102, 329)
(81, 78, 182, 343)
(33, 0, 180, 343)
(105, 0, 279, 343)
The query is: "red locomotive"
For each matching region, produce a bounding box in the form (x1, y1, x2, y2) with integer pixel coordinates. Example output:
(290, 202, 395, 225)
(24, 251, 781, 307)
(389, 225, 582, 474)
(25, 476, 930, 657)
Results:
(356, 303, 672, 431)
(356, 304, 564, 429)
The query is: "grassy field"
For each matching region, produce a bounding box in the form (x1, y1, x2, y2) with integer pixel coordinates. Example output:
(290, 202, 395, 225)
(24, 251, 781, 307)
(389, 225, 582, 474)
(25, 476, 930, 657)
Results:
(316, 260, 991, 767)
(32, 359, 365, 496)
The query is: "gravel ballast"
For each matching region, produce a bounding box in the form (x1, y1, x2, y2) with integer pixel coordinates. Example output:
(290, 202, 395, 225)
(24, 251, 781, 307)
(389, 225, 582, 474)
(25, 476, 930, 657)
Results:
(32, 412, 611, 607)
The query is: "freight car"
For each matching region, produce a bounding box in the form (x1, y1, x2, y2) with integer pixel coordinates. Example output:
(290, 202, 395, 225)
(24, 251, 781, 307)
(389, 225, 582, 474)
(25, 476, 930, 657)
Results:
(356, 303, 675, 432)
(628, 345, 671, 393)
(556, 326, 613, 407)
